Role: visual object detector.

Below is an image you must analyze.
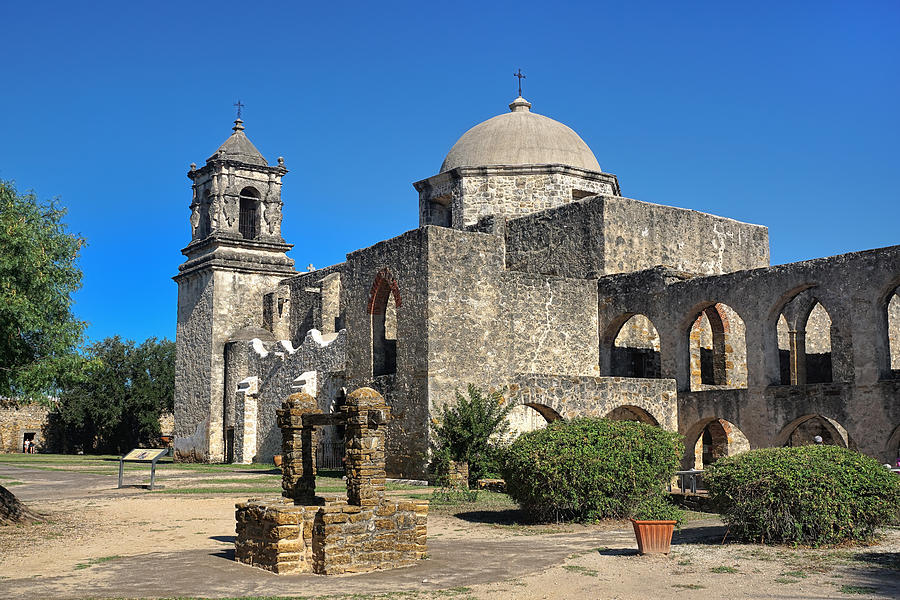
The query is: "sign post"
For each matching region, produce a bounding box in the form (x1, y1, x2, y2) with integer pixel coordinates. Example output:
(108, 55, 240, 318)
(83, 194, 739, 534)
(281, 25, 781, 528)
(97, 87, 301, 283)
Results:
(118, 448, 169, 490)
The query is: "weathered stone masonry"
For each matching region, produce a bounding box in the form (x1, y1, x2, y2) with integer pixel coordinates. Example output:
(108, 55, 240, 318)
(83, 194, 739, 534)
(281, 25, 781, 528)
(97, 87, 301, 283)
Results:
(175, 96, 899, 477)
(235, 388, 427, 575)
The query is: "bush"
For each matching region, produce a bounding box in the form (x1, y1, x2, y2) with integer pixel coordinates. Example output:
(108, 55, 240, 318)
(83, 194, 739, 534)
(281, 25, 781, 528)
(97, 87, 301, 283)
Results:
(705, 445, 900, 545)
(431, 385, 515, 486)
(501, 417, 683, 522)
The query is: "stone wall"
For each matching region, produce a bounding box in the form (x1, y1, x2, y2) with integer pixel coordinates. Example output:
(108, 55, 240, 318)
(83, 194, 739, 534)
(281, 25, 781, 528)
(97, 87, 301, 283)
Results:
(598, 245, 900, 463)
(0, 403, 51, 453)
(508, 374, 678, 432)
(505, 195, 769, 279)
(175, 266, 294, 462)
(341, 229, 431, 478)
(227, 332, 347, 464)
(414, 165, 620, 229)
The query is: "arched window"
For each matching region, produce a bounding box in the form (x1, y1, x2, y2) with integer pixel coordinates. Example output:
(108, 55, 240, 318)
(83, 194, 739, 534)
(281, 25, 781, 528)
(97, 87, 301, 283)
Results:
(238, 187, 260, 240)
(688, 303, 748, 391)
(610, 314, 661, 378)
(777, 314, 791, 384)
(777, 291, 834, 385)
(888, 288, 900, 379)
(369, 269, 400, 376)
(804, 302, 833, 384)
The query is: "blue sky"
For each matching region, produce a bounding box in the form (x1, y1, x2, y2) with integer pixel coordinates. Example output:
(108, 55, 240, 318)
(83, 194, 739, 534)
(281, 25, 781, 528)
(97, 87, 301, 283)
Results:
(2, 1, 898, 344)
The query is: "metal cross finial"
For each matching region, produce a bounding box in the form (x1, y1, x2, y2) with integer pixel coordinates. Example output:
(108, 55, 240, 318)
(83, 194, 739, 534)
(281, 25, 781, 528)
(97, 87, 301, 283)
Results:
(514, 69, 526, 97)
(233, 100, 245, 120)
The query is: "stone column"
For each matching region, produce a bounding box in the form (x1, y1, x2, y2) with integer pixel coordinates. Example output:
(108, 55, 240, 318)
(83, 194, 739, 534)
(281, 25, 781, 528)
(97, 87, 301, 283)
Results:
(789, 330, 806, 385)
(342, 387, 390, 506)
(277, 392, 321, 504)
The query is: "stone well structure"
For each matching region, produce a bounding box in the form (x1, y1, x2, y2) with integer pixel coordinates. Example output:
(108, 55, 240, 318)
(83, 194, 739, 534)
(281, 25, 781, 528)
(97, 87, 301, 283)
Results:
(234, 387, 427, 574)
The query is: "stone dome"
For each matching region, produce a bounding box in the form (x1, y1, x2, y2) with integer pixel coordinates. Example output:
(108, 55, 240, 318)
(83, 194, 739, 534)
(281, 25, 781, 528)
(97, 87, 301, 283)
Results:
(440, 97, 601, 173)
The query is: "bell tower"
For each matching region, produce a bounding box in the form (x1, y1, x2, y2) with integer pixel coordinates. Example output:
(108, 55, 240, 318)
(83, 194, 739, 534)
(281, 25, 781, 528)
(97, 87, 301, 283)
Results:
(173, 118, 296, 462)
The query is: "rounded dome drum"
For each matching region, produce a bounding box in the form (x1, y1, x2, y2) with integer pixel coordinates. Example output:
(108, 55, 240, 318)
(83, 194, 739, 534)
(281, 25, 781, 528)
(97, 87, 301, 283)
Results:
(440, 97, 601, 173)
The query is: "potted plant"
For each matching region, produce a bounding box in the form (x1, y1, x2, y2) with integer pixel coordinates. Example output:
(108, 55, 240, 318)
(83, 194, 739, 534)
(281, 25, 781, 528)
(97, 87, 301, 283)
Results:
(630, 496, 682, 554)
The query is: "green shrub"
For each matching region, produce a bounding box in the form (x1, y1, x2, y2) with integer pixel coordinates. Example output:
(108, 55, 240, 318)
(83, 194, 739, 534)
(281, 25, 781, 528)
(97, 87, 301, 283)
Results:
(431, 384, 515, 486)
(501, 417, 683, 522)
(705, 445, 900, 545)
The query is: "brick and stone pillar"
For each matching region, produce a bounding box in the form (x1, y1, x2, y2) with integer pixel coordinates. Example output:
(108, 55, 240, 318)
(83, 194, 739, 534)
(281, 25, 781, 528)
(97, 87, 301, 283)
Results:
(342, 387, 390, 506)
(277, 392, 321, 504)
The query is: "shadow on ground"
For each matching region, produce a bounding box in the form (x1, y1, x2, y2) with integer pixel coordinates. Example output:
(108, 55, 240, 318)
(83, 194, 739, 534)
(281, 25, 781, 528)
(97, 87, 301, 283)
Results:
(452, 508, 529, 525)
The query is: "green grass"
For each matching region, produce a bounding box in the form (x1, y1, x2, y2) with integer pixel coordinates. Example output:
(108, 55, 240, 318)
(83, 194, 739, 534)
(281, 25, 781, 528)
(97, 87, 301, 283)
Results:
(710, 565, 739, 574)
(839, 585, 878, 595)
(774, 577, 801, 584)
(672, 583, 705, 589)
(74, 555, 121, 570)
(562, 565, 598, 577)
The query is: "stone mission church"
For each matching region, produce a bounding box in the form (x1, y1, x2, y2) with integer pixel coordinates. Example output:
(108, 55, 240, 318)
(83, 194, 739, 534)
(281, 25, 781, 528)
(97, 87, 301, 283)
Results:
(174, 95, 900, 478)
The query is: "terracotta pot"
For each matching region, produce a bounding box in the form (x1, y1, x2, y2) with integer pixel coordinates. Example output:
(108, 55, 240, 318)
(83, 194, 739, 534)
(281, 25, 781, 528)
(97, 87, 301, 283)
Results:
(631, 519, 676, 554)
(273, 455, 283, 467)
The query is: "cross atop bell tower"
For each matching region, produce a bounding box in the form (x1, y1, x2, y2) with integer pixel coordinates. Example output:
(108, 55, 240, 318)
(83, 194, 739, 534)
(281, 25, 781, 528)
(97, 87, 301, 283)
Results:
(173, 116, 296, 463)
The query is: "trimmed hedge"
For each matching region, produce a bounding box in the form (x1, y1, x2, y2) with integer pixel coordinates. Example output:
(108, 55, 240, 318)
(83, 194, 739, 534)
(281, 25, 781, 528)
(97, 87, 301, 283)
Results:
(705, 445, 900, 545)
(501, 417, 683, 522)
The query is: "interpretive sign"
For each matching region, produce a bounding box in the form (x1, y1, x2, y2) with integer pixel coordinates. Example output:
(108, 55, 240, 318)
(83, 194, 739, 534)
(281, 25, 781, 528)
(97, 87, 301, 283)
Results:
(118, 448, 169, 490)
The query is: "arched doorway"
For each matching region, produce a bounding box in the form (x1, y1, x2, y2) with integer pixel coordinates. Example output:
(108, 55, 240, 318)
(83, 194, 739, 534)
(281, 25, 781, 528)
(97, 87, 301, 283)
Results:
(778, 415, 855, 449)
(687, 418, 750, 470)
(604, 405, 659, 426)
(610, 314, 661, 378)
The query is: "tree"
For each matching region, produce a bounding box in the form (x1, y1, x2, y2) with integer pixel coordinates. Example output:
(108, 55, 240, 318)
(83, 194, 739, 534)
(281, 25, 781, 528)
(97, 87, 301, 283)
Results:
(431, 384, 516, 485)
(0, 180, 86, 398)
(58, 337, 175, 453)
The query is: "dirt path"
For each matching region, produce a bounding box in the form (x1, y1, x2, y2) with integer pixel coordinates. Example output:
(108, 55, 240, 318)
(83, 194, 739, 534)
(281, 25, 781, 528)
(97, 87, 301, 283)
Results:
(0, 463, 897, 600)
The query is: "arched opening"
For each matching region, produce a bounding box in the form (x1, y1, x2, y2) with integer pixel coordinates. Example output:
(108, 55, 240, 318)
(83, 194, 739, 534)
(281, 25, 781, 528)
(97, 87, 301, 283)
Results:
(318, 389, 347, 471)
(778, 414, 855, 449)
(777, 314, 791, 385)
(804, 302, 833, 384)
(505, 402, 561, 440)
(688, 303, 747, 391)
(777, 292, 834, 385)
(687, 418, 750, 470)
(610, 314, 661, 378)
(198, 192, 211, 239)
(604, 405, 659, 426)
(888, 288, 900, 379)
(369, 269, 400, 377)
(238, 187, 260, 240)
(886, 424, 900, 467)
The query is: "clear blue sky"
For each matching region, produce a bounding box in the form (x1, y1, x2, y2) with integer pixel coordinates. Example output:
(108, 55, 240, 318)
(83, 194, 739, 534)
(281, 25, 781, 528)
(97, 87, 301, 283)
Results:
(2, 1, 897, 344)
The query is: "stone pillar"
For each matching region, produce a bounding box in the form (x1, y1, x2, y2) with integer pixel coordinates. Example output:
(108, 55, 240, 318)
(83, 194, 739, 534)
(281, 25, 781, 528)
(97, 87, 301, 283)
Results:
(277, 392, 321, 504)
(342, 387, 390, 506)
(789, 330, 806, 385)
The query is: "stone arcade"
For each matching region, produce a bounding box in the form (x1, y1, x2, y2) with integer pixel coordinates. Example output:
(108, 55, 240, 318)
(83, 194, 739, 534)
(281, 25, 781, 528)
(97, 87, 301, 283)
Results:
(174, 96, 900, 478)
